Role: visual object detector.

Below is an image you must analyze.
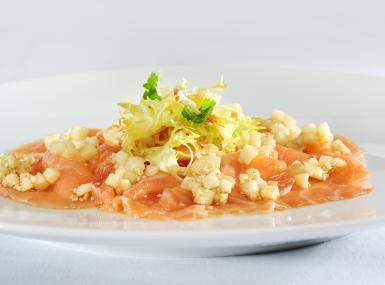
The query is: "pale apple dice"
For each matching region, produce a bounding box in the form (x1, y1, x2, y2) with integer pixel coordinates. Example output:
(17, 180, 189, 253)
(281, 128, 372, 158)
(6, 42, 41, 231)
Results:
(79, 143, 98, 161)
(273, 132, 289, 145)
(115, 168, 128, 178)
(261, 134, 276, 147)
(295, 173, 310, 189)
(201, 172, 220, 189)
(72, 139, 86, 150)
(144, 165, 159, 177)
(318, 155, 334, 171)
(317, 122, 334, 144)
(319, 155, 346, 171)
(21, 154, 38, 167)
(113, 151, 129, 167)
(43, 168, 61, 184)
(0, 165, 8, 179)
(219, 177, 235, 194)
(31, 173, 50, 190)
(271, 109, 286, 122)
(70, 126, 89, 140)
(332, 139, 351, 154)
(49, 140, 78, 160)
(301, 123, 318, 144)
(302, 123, 317, 133)
(193, 188, 215, 205)
(288, 161, 306, 175)
(116, 179, 131, 194)
(304, 162, 327, 181)
(260, 183, 280, 200)
(239, 144, 258, 165)
(103, 128, 122, 146)
(181, 177, 201, 191)
(249, 133, 262, 148)
(241, 180, 259, 201)
(214, 193, 229, 205)
(302, 132, 317, 144)
(85, 136, 99, 147)
(245, 168, 262, 181)
(3, 173, 19, 187)
(44, 134, 61, 148)
(239, 173, 249, 184)
(125, 157, 145, 176)
(288, 124, 302, 140)
(257, 146, 275, 158)
(16, 173, 33, 192)
(271, 123, 290, 143)
(74, 183, 94, 196)
(124, 171, 141, 184)
(207, 155, 221, 169)
(189, 159, 215, 175)
(114, 168, 140, 184)
(333, 157, 347, 168)
(307, 157, 319, 165)
(6, 155, 18, 169)
(105, 173, 120, 188)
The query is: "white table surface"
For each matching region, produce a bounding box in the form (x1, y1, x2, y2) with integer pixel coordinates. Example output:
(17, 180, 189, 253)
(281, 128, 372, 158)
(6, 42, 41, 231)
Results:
(1, 1, 385, 284)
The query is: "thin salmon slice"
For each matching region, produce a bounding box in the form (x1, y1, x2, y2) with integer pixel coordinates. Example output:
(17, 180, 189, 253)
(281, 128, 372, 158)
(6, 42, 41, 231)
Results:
(336, 135, 364, 158)
(42, 152, 94, 197)
(329, 155, 369, 184)
(277, 181, 372, 209)
(222, 153, 287, 180)
(213, 191, 275, 215)
(158, 186, 194, 211)
(13, 140, 46, 156)
(118, 173, 197, 220)
(126, 172, 181, 201)
(0, 152, 96, 209)
(88, 144, 119, 183)
(222, 153, 294, 192)
(303, 135, 363, 159)
(276, 145, 312, 164)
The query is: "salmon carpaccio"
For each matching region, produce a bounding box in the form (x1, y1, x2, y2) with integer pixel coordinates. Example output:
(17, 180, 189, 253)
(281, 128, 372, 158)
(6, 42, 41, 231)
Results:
(0, 136, 372, 221)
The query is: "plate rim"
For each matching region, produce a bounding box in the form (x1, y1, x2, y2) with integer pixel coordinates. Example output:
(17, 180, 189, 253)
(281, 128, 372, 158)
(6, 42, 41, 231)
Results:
(0, 65, 384, 243)
(0, 214, 383, 240)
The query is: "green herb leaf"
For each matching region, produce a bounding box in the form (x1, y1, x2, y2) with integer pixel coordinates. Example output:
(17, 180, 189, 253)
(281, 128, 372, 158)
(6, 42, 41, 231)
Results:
(182, 98, 216, 124)
(143, 72, 161, 100)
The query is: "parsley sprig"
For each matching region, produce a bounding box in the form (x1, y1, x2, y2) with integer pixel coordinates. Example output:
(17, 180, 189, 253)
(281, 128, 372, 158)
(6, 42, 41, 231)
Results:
(143, 72, 161, 100)
(182, 98, 216, 124)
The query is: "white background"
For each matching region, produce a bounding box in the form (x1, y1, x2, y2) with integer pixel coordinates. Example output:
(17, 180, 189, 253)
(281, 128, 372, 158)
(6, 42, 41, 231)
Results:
(2, 0, 385, 83)
(1, 0, 385, 284)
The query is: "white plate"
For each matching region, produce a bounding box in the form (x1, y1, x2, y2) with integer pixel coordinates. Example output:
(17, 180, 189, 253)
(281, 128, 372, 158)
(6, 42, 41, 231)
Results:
(0, 65, 384, 257)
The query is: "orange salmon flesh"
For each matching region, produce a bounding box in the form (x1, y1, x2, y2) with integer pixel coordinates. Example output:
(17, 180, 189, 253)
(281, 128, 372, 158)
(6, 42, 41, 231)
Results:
(0, 136, 372, 221)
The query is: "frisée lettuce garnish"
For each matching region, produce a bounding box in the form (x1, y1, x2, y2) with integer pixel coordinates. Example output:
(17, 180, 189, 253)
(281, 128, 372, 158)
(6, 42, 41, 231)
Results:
(118, 72, 264, 175)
